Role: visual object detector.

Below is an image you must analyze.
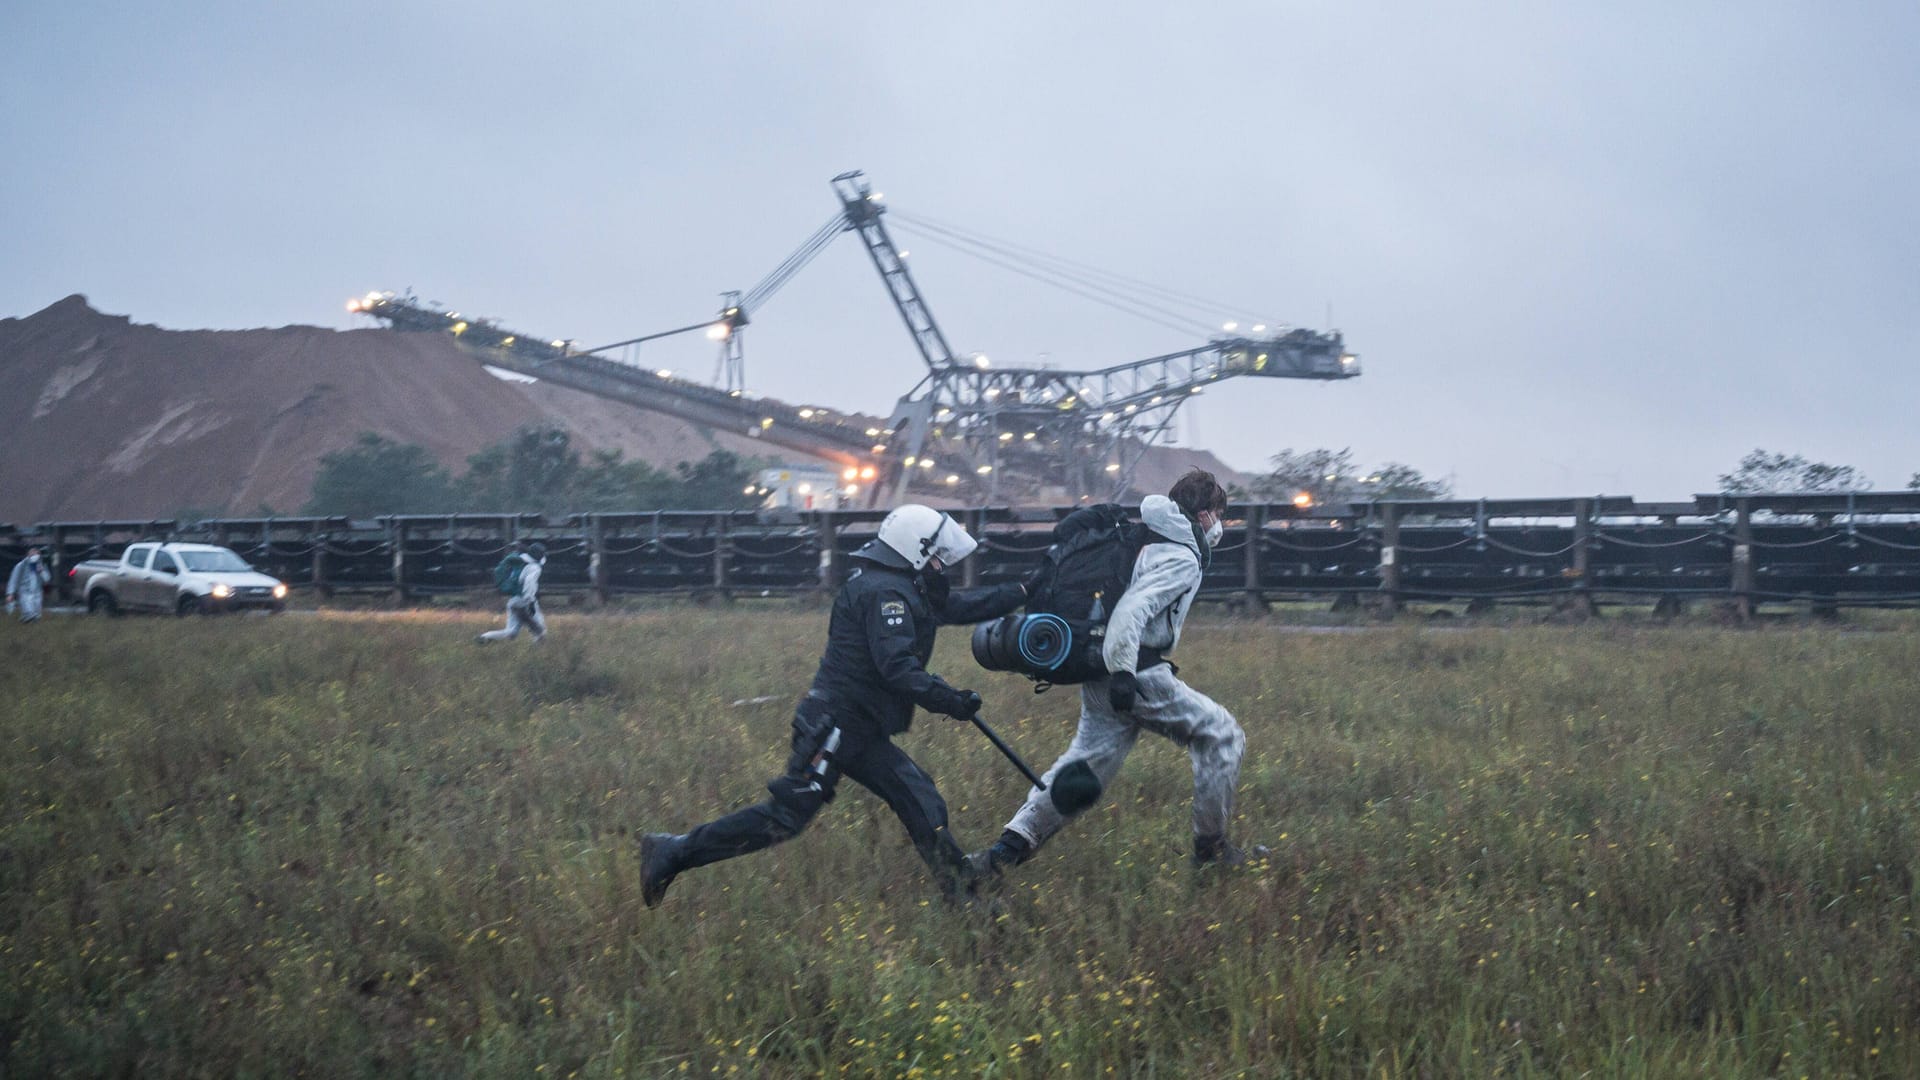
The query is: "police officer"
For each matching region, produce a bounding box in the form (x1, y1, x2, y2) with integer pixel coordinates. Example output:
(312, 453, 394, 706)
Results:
(640, 504, 1028, 906)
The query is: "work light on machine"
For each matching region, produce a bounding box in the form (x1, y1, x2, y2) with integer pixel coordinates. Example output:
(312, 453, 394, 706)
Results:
(706, 322, 731, 341)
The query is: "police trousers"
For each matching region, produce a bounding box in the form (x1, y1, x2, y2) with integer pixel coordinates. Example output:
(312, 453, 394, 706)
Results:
(672, 695, 970, 889)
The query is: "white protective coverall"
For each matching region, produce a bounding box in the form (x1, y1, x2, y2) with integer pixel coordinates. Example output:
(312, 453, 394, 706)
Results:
(1002, 494, 1246, 849)
(6, 554, 52, 623)
(478, 553, 545, 642)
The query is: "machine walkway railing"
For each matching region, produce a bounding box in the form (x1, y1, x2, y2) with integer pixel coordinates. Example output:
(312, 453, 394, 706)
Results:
(9, 493, 1920, 616)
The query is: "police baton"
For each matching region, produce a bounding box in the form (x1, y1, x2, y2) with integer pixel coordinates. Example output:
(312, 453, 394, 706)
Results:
(967, 713, 1046, 789)
(967, 713, 1103, 814)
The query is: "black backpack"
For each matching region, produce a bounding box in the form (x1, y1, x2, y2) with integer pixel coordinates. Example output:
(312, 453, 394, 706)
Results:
(979, 504, 1165, 686)
(493, 555, 526, 596)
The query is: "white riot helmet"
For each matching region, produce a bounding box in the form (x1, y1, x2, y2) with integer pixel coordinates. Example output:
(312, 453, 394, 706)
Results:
(859, 504, 977, 571)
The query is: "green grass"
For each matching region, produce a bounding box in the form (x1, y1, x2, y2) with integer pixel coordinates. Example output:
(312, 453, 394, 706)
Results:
(3, 610, 1918, 1077)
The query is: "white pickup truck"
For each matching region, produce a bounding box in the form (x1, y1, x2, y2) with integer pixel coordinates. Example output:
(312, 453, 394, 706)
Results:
(71, 542, 289, 616)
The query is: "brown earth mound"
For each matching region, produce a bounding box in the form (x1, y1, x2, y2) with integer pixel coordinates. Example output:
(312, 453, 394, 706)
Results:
(0, 295, 1246, 523)
(0, 296, 811, 522)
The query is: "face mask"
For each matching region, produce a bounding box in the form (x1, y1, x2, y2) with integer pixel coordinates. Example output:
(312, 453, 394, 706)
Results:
(921, 567, 951, 608)
(1204, 518, 1224, 548)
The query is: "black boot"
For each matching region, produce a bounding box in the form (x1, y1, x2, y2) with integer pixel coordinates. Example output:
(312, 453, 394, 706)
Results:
(1193, 834, 1270, 868)
(640, 833, 686, 908)
(963, 830, 1034, 881)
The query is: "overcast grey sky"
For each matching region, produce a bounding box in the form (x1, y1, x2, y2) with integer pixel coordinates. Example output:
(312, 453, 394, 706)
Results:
(5, 2, 1916, 498)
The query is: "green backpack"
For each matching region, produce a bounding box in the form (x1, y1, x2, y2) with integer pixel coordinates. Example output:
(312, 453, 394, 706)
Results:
(493, 555, 525, 596)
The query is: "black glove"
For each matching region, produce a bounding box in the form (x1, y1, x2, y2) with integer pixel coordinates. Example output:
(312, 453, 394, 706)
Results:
(931, 686, 983, 720)
(1107, 670, 1138, 714)
(1021, 563, 1050, 597)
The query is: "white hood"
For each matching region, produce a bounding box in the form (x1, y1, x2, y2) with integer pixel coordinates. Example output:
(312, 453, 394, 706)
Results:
(1139, 494, 1201, 552)
(1101, 495, 1207, 673)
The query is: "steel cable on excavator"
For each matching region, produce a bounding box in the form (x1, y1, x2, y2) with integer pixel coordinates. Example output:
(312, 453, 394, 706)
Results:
(889, 209, 1288, 331)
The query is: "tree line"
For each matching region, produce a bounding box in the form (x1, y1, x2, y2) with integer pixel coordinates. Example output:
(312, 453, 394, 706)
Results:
(304, 433, 1917, 519)
(1244, 449, 1451, 506)
(302, 428, 764, 517)
(1249, 447, 1919, 505)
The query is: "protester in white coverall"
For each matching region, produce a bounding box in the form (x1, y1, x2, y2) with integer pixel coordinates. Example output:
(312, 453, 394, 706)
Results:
(972, 470, 1264, 874)
(6, 547, 53, 624)
(478, 541, 546, 644)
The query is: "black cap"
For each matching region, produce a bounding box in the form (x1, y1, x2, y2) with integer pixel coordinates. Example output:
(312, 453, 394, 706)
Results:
(527, 541, 548, 560)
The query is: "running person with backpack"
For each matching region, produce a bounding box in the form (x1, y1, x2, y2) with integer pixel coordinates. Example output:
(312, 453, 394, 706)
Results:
(478, 541, 546, 644)
(969, 469, 1263, 876)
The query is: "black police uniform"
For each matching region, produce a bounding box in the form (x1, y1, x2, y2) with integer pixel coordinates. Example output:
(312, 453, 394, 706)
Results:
(656, 547, 1026, 895)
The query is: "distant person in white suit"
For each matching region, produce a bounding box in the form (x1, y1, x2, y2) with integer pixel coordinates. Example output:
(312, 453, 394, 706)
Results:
(6, 547, 52, 623)
(478, 541, 546, 644)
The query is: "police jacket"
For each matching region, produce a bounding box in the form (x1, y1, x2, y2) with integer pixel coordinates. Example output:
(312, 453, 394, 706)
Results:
(807, 555, 1027, 736)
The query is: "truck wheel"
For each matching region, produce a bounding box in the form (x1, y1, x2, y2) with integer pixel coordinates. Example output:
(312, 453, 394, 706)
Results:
(88, 591, 121, 617)
(177, 595, 208, 617)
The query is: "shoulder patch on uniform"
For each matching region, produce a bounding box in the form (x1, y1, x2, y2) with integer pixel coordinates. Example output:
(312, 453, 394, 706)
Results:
(880, 600, 907, 618)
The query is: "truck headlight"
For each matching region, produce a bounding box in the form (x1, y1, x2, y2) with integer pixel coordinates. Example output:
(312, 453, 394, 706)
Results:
(273, 584, 288, 599)
(211, 584, 232, 599)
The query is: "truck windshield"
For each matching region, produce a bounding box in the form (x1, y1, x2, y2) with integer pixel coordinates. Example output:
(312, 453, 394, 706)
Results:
(179, 550, 253, 573)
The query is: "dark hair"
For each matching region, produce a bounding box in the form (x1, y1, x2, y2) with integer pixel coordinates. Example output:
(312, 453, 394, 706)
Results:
(1168, 469, 1228, 518)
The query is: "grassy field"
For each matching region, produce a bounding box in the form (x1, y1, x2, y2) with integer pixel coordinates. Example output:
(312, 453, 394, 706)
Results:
(3, 608, 1918, 1077)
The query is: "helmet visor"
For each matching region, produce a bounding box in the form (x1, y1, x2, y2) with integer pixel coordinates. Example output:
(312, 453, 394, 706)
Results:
(926, 514, 977, 567)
